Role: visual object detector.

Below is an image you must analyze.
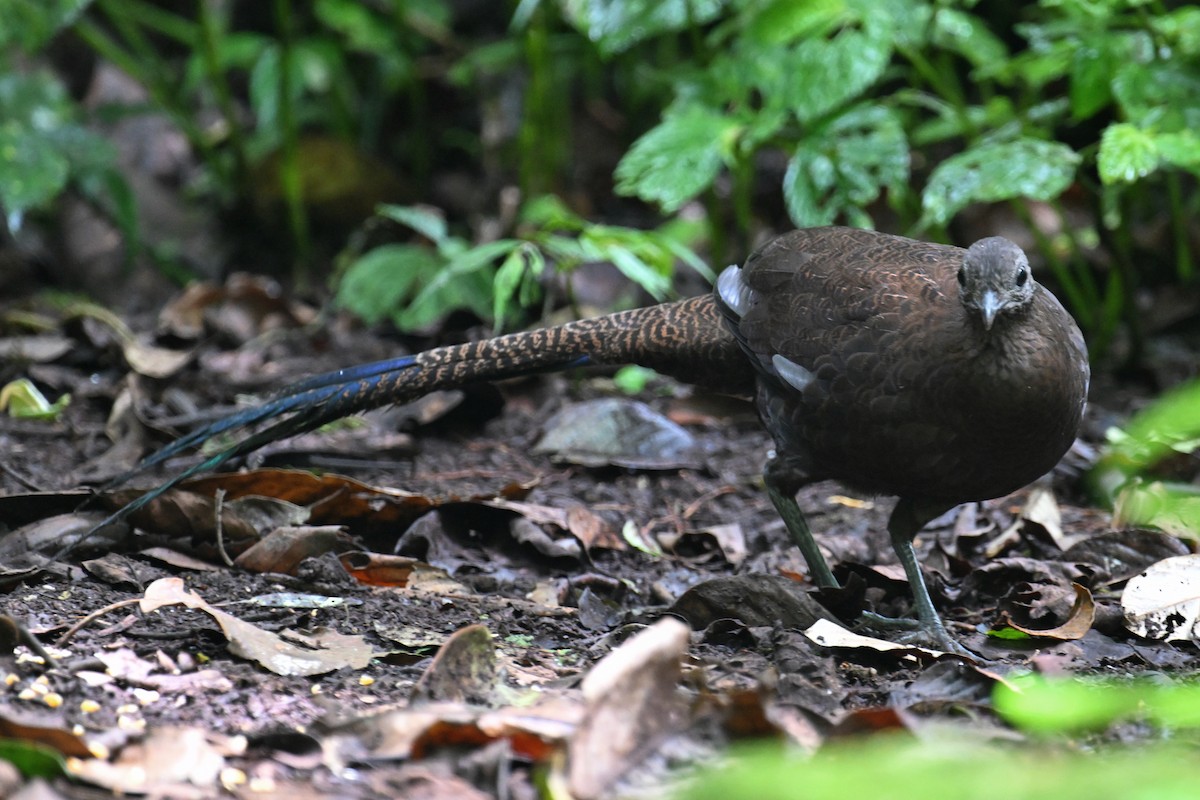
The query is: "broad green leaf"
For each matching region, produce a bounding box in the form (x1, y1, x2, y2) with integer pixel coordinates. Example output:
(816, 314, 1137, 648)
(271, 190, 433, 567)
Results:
(783, 105, 909, 227)
(921, 138, 1079, 226)
(0, 737, 66, 779)
(1091, 378, 1200, 499)
(613, 365, 656, 395)
(377, 204, 449, 245)
(1156, 131, 1200, 173)
(398, 263, 494, 330)
(395, 240, 513, 330)
(1112, 61, 1200, 131)
(680, 735, 1200, 800)
(315, 0, 396, 54)
(0, 126, 70, 218)
(740, 0, 843, 46)
(606, 244, 671, 300)
(559, 0, 727, 56)
(932, 7, 1007, 71)
(996, 674, 1200, 734)
(615, 104, 739, 213)
(336, 244, 437, 325)
(1152, 6, 1200, 57)
(844, 0, 929, 48)
(1069, 45, 1114, 121)
(1097, 123, 1160, 185)
(782, 20, 892, 122)
(0, 0, 90, 50)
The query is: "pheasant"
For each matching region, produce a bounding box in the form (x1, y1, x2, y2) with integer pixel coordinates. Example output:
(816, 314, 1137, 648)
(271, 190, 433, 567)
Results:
(90, 227, 1091, 651)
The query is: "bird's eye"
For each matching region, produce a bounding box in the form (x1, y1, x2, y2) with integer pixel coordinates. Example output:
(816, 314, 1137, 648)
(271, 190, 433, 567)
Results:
(1015, 269, 1029, 287)
(957, 267, 966, 286)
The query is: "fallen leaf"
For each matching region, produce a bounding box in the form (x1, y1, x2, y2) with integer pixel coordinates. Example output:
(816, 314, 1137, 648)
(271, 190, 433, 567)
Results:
(1122, 555, 1200, 641)
(140, 577, 376, 676)
(412, 624, 497, 705)
(566, 617, 690, 800)
(534, 398, 703, 470)
(993, 583, 1096, 641)
(803, 618, 944, 660)
(233, 525, 354, 574)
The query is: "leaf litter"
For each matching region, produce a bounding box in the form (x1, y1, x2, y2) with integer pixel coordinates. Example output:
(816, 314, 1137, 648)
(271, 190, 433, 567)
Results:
(2, 275, 1198, 798)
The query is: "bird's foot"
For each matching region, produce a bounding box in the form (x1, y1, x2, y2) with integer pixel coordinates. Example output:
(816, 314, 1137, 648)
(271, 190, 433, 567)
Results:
(856, 611, 974, 658)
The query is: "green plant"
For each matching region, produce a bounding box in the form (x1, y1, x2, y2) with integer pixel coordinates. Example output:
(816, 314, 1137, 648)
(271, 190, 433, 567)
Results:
(335, 195, 709, 332)
(574, 0, 1200, 356)
(1090, 379, 1200, 539)
(0, 0, 135, 247)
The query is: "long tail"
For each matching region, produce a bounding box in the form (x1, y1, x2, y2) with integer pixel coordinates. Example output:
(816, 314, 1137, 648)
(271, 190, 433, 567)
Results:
(87, 294, 751, 533)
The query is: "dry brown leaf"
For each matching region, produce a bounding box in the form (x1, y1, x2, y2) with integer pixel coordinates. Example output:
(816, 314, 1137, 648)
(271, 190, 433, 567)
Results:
(140, 578, 375, 676)
(233, 525, 354, 574)
(994, 582, 1095, 641)
(412, 624, 497, 704)
(566, 617, 690, 800)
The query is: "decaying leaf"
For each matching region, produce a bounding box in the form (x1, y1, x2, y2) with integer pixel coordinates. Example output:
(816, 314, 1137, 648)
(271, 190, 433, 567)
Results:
(992, 583, 1096, 641)
(803, 619, 945, 660)
(566, 617, 690, 800)
(140, 577, 376, 676)
(1122, 555, 1200, 642)
(534, 397, 703, 470)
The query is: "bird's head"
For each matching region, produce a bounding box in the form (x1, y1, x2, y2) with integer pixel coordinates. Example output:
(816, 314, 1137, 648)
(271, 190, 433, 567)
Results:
(957, 237, 1034, 330)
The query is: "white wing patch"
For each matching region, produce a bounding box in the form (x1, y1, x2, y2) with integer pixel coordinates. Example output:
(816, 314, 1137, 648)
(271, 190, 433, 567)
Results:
(716, 265, 752, 318)
(771, 354, 813, 393)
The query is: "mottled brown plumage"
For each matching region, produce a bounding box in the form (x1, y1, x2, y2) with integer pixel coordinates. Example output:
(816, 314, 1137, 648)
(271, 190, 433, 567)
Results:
(714, 228, 1088, 649)
(101, 226, 1089, 651)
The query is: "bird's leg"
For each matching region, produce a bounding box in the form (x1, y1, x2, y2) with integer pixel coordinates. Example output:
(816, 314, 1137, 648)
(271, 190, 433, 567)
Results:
(864, 497, 969, 654)
(764, 455, 839, 589)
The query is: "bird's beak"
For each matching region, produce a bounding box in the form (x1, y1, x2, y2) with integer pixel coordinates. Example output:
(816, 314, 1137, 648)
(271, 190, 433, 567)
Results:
(980, 290, 1001, 330)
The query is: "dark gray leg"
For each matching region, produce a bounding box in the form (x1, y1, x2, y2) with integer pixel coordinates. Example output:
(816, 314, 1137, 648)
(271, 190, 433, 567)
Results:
(764, 456, 838, 589)
(886, 497, 966, 654)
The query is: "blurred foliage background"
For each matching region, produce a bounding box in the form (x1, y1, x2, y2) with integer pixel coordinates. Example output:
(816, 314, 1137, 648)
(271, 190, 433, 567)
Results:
(2, 0, 1198, 358)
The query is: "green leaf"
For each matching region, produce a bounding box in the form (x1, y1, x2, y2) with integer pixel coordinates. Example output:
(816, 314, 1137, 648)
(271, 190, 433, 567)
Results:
(1152, 6, 1200, 57)
(492, 243, 544, 331)
(782, 19, 892, 122)
(0, 0, 91, 50)
(613, 365, 656, 395)
(605, 243, 671, 300)
(559, 0, 727, 56)
(1069, 48, 1111, 122)
(336, 244, 438, 325)
(396, 240, 513, 330)
(680, 734, 1200, 800)
(741, 0, 843, 46)
(1156, 130, 1200, 173)
(784, 104, 909, 227)
(0, 737, 66, 779)
(1112, 61, 1200, 131)
(0, 378, 70, 420)
(0, 125, 70, 221)
(996, 674, 1200, 735)
(931, 7, 1007, 71)
(315, 0, 396, 54)
(1097, 123, 1160, 185)
(921, 138, 1080, 226)
(377, 204, 449, 245)
(615, 104, 739, 213)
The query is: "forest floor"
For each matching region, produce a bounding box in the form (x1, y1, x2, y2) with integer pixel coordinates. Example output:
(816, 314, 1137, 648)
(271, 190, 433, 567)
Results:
(1, 281, 1196, 799)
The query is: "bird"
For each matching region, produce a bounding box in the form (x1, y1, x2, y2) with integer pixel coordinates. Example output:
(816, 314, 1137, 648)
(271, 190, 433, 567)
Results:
(90, 226, 1089, 652)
